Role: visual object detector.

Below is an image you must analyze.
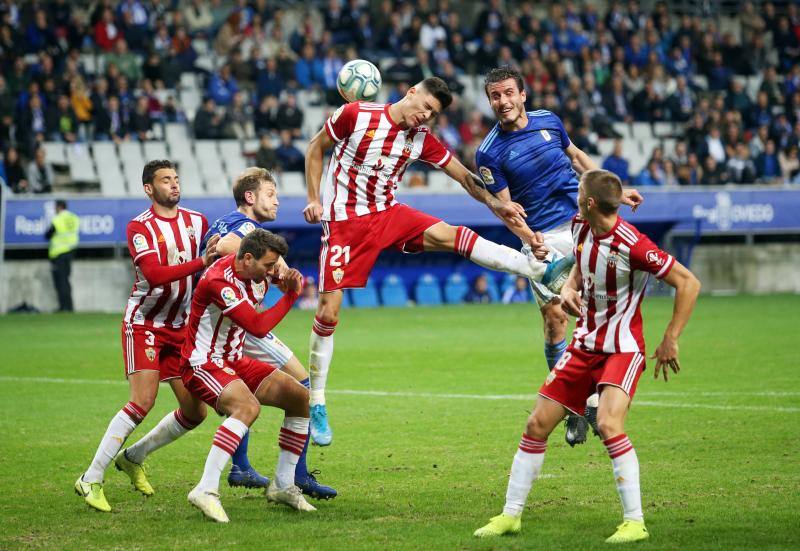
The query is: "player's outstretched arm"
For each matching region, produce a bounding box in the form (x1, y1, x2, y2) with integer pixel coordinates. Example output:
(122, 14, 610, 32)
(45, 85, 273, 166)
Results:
(227, 271, 303, 338)
(216, 232, 242, 256)
(303, 128, 335, 224)
(652, 261, 701, 381)
(565, 143, 599, 175)
(137, 234, 220, 287)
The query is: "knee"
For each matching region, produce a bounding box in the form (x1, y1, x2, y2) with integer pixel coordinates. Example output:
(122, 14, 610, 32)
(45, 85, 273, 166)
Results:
(542, 306, 568, 341)
(525, 413, 553, 441)
(183, 402, 207, 424)
(235, 397, 261, 426)
(596, 412, 624, 440)
(131, 395, 156, 416)
(316, 296, 341, 324)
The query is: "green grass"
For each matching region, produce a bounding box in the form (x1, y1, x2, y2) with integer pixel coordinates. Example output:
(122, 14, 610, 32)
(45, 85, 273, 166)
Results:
(1, 295, 798, 550)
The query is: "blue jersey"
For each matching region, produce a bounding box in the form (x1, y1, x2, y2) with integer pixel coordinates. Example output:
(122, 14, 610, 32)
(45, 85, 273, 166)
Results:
(200, 210, 263, 253)
(475, 110, 579, 232)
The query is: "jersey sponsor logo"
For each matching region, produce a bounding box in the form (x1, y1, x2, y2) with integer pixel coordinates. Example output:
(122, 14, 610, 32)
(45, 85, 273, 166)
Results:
(540, 129, 552, 141)
(351, 158, 388, 176)
(239, 222, 256, 235)
(646, 250, 665, 266)
(332, 267, 345, 284)
(221, 286, 238, 306)
(331, 104, 345, 123)
(479, 166, 495, 185)
(132, 233, 148, 253)
(145, 347, 156, 362)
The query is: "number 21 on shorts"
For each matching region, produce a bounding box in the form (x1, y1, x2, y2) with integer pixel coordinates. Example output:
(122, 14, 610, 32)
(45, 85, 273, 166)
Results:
(329, 245, 350, 266)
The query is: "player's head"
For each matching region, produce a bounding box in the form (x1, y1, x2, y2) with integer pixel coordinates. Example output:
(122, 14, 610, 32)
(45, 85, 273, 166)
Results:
(55, 199, 67, 211)
(401, 77, 452, 128)
(578, 170, 622, 219)
(237, 228, 289, 281)
(142, 159, 179, 208)
(233, 167, 279, 222)
(484, 67, 527, 128)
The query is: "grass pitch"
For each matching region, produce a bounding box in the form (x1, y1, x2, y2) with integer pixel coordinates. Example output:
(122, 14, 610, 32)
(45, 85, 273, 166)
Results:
(0, 295, 798, 550)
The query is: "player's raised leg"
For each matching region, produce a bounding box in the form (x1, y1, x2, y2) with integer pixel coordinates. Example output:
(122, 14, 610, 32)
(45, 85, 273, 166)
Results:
(307, 290, 342, 446)
(422, 222, 573, 292)
(115, 378, 207, 495)
(597, 385, 648, 544)
(474, 396, 566, 537)
(76, 370, 159, 512)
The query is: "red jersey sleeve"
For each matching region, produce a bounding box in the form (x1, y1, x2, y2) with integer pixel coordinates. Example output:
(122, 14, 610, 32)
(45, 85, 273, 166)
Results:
(418, 131, 452, 167)
(126, 220, 157, 264)
(324, 102, 359, 142)
(207, 277, 248, 314)
(629, 233, 675, 279)
(227, 291, 300, 338)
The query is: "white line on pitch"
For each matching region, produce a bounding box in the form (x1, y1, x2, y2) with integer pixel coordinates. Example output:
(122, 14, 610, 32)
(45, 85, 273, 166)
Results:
(1, 375, 798, 412)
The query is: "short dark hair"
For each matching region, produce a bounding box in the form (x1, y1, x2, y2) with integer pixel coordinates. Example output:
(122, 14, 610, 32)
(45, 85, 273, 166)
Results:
(232, 167, 276, 207)
(142, 160, 175, 185)
(484, 66, 525, 96)
(581, 170, 622, 215)
(419, 77, 453, 110)
(237, 228, 289, 260)
(55, 199, 67, 210)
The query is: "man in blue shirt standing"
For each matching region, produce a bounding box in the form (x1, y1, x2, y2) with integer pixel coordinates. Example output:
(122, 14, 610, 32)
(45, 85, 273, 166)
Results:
(475, 67, 642, 446)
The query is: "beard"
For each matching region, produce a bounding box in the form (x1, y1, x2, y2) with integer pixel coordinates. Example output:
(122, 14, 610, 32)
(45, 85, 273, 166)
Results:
(152, 189, 180, 208)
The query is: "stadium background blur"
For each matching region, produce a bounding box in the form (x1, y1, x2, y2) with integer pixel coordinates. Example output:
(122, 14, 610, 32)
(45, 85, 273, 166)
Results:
(1, 0, 800, 312)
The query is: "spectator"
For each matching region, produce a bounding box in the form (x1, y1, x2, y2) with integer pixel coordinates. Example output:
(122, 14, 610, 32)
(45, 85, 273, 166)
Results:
(26, 147, 54, 193)
(4, 147, 29, 193)
(206, 64, 239, 106)
(214, 11, 243, 56)
(227, 91, 252, 139)
(726, 143, 757, 184)
(45, 199, 80, 312)
(17, 94, 49, 154)
(51, 95, 79, 143)
(703, 126, 727, 164)
(755, 140, 781, 182)
(465, 274, 492, 304)
(502, 276, 530, 304)
(700, 156, 728, 185)
(255, 55, 284, 100)
(255, 133, 279, 172)
(667, 76, 695, 122)
(128, 95, 152, 141)
(635, 160, 665, 186)
(603, 77, 632, 122)
(69, 77, 93, 129)
(254, 95, 279, 136)
(435, 113, 461, 152)
(275, 94, 304, 137)
(602, 139, 630, 184)
(94, 7, 121, 52)
(193, 97, 227, 140)
(779, 144, 800, 181)
(275, 130, 304, 172)
(320, 47, 345, 105)
(184, 0, 213, 36)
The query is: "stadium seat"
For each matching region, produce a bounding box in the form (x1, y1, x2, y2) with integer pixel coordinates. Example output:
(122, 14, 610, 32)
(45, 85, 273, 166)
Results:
(443, 273, 469, 304)
(119, 142, 145, 174)
(219, 140, 247, 181)
(66, 143, 98, 183)
(414, 273, 443, 306)
(379, 274, 409, 307)
(630, 123, 652, 141)
(174, 159, 205, 196)
(92, 142, 127, 196)
(42, 142, 66, 165)
(280, 172, 306, 196)
(350, 278, 380, 308)
(143, 141, 169, 161)
(426, 171, 454, 192)
(194, 140, 227, 194)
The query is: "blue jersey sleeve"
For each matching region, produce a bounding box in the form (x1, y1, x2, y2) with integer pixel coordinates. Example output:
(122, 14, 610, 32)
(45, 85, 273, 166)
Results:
(475, 148, 509, 194)
(552, 113, 571, 150)
(229, 219, 258, 238)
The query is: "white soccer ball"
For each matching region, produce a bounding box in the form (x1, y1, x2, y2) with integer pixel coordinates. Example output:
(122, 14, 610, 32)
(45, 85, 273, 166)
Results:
(337, 59, 382, 103)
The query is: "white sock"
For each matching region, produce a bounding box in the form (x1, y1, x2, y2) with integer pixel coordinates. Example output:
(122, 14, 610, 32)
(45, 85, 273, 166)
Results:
(276, 416, 309, 489)
(309, 315, 336, 406)
(503, 434, 547, 516)
(198, 417, 249, 493)
(84, 401, 146, 483)
(126, 409, 200, 464)
(604, 434, 643, 522)
(455, 226, 546, 280)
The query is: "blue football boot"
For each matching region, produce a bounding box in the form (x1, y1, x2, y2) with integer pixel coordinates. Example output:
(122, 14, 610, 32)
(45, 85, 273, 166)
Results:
(310, 404, 332, 446)
(227, 464, 270, 489)
(295, 469, 337, 500)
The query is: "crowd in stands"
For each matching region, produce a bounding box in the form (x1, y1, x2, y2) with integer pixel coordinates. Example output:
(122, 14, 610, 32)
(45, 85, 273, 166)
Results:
(2, 0, 800, 194)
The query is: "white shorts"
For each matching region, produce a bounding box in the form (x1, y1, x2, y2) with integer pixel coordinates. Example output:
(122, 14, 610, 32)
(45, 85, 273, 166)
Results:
(523, 220, 573, 308)
(242, 332, 294, 368)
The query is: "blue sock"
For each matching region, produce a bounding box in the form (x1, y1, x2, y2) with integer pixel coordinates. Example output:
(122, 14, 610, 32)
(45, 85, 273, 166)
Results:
(295, 377, 311, 478)
(544, 339, 567, 371)
(231, 429, 251, 470)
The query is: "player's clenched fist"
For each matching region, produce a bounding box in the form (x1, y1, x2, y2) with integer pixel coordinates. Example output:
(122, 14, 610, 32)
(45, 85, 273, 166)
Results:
(276, 268, 304, 295)
(203, 234, 221, 266)
(303, 201, 323, 224)
(560, 286, 582, 317)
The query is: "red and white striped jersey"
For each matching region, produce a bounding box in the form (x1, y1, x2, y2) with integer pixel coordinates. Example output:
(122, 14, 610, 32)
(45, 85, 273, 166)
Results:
(182, 255, 267, 367)
(571, 216, 675, 354)
(322, 101, 452, 221)
(123, 207, 207, 330)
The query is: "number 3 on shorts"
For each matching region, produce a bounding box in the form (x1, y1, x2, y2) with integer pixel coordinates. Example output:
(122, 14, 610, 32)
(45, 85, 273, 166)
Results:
(329, 245, 351, 267)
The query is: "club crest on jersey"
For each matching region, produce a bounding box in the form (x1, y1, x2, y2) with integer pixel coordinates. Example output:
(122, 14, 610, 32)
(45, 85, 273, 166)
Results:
(332, 268, 344, 284)
(145, 347, 156, 362)
(132, 233, 148, 253)
(221, 286, 238, 306)
(186, 226, 196, 240)
(402, 138, 414, 156)
(479, 166, 495, 185)
(223, 367, 236, 376)
(646, 250, 664, 266)
(252, 281, 266, 301)
(540, 129, 552, 141)
(607, 250, 619, 268)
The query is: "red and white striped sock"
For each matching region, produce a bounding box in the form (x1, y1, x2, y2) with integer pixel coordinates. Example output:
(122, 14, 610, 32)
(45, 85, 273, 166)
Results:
(309, 316, 337, 406)
(455, 226, 546, 280)
(197, 417, 249, 492)
(84, 401, 147, 483)
(604, 433, 643, 521)
(126, 409, 202, 464)
(275, 417, 309, 489)
(503, 434, 548, 516)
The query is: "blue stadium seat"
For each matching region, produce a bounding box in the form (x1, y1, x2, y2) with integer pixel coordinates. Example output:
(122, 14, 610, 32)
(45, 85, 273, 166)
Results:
(482, 272, 501, 303)
(443, 273, 469, 304)
(340, 289, 351, 308)
(415, 273, 442, 306)
(350, 278, 380, 308)
(380, 274, 409, 307)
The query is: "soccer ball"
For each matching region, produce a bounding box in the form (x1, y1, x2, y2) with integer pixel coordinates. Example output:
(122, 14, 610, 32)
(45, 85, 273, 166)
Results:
(337, 59, 382, 103)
